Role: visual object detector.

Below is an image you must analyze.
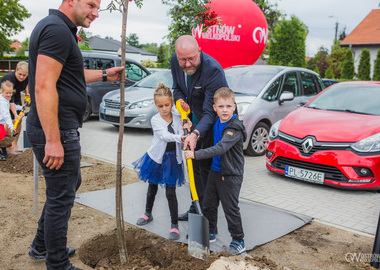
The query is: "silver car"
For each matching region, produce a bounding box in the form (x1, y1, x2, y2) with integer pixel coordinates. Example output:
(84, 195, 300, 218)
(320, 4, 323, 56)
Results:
(226, 65, 325, 156)
(99, 70, 172, 128)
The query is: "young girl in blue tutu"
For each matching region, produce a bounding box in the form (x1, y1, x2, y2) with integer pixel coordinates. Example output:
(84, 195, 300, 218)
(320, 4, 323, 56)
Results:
(133, 83, 190, 240)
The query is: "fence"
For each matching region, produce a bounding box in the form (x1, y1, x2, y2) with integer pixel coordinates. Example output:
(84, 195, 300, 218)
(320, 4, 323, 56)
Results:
(0, 60, 21, 78)
(0, 69, 14, 79)
(0, 60, 22, 70)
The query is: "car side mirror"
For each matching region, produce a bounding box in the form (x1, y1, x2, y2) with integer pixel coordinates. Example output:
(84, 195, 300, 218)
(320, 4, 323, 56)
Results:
(279, 91, 294, 105)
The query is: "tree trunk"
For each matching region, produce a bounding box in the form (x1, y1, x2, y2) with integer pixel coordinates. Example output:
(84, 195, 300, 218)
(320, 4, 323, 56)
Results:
(116, 0, 129, 265)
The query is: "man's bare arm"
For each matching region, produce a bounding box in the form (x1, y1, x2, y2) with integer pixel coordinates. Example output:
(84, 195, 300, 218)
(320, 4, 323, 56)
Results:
(84, 66, 125, 84)
(35, 54, 64, 170)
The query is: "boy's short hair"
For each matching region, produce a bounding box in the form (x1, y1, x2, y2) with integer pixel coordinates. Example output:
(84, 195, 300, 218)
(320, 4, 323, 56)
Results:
(16, 61, 28, 73)
(214, 87, 235, 103)
(1, 80, 14, 92)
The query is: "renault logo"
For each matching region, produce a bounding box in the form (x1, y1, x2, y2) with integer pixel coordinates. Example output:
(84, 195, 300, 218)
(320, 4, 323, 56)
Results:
(302, 138, 313, 153)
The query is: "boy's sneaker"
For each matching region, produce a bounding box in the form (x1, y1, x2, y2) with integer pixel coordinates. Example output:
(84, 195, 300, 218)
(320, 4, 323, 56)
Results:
(209, 234, 216, 243)
(229, 239, 246, 255)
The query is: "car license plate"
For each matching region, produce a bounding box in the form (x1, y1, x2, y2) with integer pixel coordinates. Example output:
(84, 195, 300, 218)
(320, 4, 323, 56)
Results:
(285, 165, 324, 184)
(104, 109, 120, 117)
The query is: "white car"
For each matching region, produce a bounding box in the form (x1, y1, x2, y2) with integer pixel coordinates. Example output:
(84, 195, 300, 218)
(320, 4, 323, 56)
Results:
(99, 70, 173, 128)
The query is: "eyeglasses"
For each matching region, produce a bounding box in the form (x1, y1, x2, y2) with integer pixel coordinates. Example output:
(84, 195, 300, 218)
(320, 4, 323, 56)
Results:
(177, 52, 199, 64)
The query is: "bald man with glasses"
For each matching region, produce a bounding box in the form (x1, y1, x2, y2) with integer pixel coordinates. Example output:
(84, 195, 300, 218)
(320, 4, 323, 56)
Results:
(171, 35, 228, 221)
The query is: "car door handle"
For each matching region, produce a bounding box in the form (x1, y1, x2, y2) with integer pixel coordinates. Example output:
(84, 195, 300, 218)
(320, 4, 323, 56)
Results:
(112, 82, 119, 85)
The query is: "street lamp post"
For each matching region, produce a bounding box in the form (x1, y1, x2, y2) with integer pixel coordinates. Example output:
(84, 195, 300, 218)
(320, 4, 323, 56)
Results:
(328, 15, 339, 42)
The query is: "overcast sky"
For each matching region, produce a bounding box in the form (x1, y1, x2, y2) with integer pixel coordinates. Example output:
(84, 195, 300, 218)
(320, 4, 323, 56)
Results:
(13, 0, 380, 57)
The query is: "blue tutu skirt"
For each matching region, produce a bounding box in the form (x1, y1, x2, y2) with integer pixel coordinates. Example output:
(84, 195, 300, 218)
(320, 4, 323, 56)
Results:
(133, 151, 185, 188)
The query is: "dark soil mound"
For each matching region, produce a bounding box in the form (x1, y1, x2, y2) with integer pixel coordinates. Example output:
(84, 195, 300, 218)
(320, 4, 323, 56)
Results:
(0, 148, 36, 174)
(78, 227, 221, 270)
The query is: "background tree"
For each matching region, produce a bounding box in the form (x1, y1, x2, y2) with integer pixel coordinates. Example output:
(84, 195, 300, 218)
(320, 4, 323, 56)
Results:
(254, 0, 283, 40)
(357, 48, 371, 80)
(373, 49, 380, 81)
(162, 0, 220, 58)
(341, 49, 354, 80)
(157, 43, 166, 63)
(306, 57, 316, 71)
(0, 0, 30, 56)
(126, 33, 140, 47)
(157, 43, 170, 68)
(254, 0, 284, 58)
(313, 66, 320, 76)
(313, 46, 332, 78)
(338, 27, 347, 41)
(16, 38, 29, 56)
(330, 41, 346, 79)
(162, 0, 207, 44)
(325, 66, 334, 79)
(140, 42, 158, 54)
(268, 16, 307, 67)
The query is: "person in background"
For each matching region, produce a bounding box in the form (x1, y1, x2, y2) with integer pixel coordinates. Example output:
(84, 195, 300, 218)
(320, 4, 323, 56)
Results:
(134, 83, 190, 241)
(0, 81, 21, 160)
(26, 1, 124, 269)
(1, 61, 29, 153)
(171, 35, 228, 221)
(184, 87, 247, 255)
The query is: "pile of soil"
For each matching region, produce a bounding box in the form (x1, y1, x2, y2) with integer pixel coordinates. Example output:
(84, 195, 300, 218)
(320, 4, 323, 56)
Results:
(0, 149, 376, 269)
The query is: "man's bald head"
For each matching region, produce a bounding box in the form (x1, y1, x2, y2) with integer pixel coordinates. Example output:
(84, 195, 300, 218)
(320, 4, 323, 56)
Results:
(175, 35, 199, 53)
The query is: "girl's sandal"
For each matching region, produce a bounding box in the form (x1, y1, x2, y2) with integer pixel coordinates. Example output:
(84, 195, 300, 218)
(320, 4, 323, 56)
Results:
(169, 228, 180, 240)
(136, 214, 153, 226)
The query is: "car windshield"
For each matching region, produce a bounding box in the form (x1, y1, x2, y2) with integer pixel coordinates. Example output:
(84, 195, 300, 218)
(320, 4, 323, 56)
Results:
(306, 84, 380, 116)
(131, 70, 173, 89)
(225, 66, 283, 96)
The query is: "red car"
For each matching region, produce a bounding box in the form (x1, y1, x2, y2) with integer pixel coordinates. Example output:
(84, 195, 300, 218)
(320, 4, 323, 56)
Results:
(266, 81, 380, 190)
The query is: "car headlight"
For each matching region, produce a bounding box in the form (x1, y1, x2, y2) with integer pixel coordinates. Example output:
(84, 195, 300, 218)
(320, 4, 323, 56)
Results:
(351, 133, 380, 152)
(128, 99, 154, 110)
(236, 102, 250, 117)
(269, 120, 281, 141)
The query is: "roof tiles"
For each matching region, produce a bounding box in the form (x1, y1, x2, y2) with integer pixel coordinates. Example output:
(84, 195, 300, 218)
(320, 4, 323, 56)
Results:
(341, 9, 380, 45)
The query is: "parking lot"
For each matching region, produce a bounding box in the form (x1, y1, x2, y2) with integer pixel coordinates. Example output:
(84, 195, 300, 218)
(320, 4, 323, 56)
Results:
(75, 117, 380, 237)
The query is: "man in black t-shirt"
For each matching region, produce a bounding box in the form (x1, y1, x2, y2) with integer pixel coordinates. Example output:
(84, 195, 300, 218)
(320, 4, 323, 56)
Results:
(26, 1, 124, 270)
(1, 61, 29, 152)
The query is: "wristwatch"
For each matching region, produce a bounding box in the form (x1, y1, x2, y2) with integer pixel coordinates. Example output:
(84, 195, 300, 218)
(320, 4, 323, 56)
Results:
(102, 69, 107, 82)
(192, 130, 200, 140)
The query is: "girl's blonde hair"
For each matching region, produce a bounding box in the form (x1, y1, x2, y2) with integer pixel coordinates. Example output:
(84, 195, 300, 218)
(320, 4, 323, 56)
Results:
(154, 83, 172, 102)
(1, 80, 14, 92)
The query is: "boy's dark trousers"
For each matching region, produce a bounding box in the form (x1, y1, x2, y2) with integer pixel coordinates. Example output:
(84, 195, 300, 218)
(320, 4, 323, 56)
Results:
(203, 169, 244, 241)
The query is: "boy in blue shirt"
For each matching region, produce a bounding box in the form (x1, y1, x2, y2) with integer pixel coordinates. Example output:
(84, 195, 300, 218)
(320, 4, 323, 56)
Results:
(184, 87, 247, 254)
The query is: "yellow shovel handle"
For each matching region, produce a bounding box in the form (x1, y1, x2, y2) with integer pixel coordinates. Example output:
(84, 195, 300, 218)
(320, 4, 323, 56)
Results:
(175, 100, 199, 202)
(187, 157, 199, 202)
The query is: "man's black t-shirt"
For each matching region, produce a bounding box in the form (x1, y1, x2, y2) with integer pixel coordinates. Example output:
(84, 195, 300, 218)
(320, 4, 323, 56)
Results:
(1, 71, 28, 105)
(27, 9, 86, 130)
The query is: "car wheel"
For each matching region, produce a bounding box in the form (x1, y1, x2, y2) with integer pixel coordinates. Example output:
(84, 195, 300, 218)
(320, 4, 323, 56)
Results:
(245, 122, 269, 156)
(83, 99, 92, 122)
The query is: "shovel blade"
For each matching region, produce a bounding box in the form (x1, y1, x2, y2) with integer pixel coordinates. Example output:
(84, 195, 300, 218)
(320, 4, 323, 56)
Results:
(188, 213, 210, 260)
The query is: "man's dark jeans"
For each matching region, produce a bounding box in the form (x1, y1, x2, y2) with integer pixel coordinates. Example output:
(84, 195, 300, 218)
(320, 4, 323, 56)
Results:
(27, 123, 81, 270)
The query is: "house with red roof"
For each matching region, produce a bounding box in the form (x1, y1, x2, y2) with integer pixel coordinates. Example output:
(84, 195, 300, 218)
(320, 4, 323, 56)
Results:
(340, 9, 380, 78)
(10, 41, 22, 52)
